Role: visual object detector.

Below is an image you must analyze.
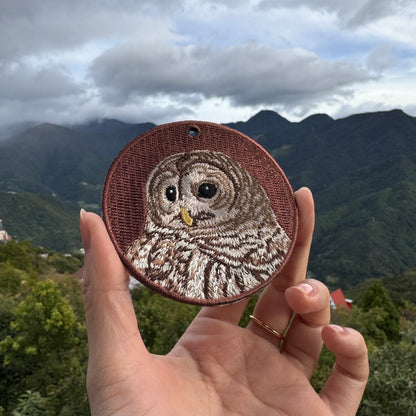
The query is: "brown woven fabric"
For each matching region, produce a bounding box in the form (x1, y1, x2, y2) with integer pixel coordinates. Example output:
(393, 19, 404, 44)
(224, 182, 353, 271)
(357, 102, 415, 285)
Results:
(102, 121, 298, 305)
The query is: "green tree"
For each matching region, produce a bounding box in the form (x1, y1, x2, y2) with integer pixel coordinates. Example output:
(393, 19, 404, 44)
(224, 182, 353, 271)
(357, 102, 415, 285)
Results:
(357, 280, 401, 342)
(0, 241, 46, 276)
(11, 391, 47, 416)
(0, 279, 88, 415)
(131, 286, 200, 354)
(0, 294, 20, 410)
(310, 345, 336, 392)
(332, 305, 391, 347)
(46, 252, 83, 274)
(1, 279, 78, 362)
(0, 263, 28, 296)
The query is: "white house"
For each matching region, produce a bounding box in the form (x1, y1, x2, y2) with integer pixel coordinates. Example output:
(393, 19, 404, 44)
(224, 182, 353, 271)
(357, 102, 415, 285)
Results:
(0, 219, 12, 244)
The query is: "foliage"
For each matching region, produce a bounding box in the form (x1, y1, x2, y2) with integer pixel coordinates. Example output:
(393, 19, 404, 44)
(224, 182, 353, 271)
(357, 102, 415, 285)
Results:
(10, 391, 47, 416)
(333, 306, 389, 348)
(313, 179, 416, 288)
(0, 192, 81, 252)
(0, 263, 28, 297)
(398, 300, 416, 322)
(0, 240, 46, 276)
(330, 281, 401, 349)
(0, 279, 88, 415)
(0, 279, 79, 362)
(310, 345, 334, 392)
(0, 242, 88, 415)
(358, 325, 416, 415)
(383, 268, 416, 306)
(131, 286, 200, 354)
(0, 121, 154, 205)
(357, 280, 401, 342)
(46, 252, 83, 274)
(131, 287, 258, 355)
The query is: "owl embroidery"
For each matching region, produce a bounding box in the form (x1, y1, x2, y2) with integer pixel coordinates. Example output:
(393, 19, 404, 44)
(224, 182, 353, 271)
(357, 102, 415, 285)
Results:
(126, 150, 291, 301)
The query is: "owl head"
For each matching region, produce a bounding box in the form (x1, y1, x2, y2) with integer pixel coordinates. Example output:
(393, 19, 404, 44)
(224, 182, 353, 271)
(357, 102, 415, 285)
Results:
(144, 150, 277, 235)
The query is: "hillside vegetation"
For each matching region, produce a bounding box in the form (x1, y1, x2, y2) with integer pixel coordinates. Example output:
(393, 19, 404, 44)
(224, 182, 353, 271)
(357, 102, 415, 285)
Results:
(0, 192, 81, 252)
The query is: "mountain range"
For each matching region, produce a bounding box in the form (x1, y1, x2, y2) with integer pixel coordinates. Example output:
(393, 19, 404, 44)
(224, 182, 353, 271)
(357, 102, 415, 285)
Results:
(0, 109, 415, 288)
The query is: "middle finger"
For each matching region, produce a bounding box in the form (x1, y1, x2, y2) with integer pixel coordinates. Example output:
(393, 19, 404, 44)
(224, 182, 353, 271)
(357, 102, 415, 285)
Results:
(247, 187, 314, 347)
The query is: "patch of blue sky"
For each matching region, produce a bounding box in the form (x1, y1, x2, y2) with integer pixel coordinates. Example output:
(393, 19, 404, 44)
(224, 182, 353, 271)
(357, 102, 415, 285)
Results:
(18, 39, 123, 86)
(171, 5, 374, 66)
(172, 7, 312, 50)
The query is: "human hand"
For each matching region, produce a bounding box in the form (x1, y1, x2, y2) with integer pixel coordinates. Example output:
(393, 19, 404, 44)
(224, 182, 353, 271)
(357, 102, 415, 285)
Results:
(80, 187, 368, 416)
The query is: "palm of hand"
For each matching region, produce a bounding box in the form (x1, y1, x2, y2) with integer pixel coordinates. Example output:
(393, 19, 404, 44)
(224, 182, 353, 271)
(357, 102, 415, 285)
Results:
(90, 313, 328, 416)
(169, 317, 323, 415)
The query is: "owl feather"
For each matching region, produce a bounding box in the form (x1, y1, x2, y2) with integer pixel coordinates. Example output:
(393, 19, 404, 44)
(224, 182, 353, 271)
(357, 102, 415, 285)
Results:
(126, 150, 291, 301)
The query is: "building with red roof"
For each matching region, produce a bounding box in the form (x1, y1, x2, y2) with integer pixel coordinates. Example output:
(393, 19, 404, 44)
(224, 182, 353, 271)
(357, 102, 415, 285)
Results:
(330, 288, 352, 311)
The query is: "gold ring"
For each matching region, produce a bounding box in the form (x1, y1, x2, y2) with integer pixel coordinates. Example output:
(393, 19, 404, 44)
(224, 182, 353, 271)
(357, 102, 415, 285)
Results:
(249, 312, 296, 351)
(249, 315, 283, 340)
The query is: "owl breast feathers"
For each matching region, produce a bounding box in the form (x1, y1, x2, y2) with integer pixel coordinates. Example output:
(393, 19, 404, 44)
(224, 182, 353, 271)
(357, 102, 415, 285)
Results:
(126, 150, 291, 301)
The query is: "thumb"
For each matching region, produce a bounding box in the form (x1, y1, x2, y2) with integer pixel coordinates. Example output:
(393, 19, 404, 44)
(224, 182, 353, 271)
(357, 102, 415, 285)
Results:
(80, 210, 147, 362)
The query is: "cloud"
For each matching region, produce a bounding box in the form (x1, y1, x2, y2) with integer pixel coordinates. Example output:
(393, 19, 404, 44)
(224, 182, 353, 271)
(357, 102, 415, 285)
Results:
(0, 62, 82, 101)
(0, 0, 175, 60)
(0, 58, 90, 126)
(90, 41, 373, 113)
(333, 100, 394, 119)
(257, 0, 413, 28)
(0, 0, 414, 127)
(0, 59, 89, 126)
(366, 44, 395, 72)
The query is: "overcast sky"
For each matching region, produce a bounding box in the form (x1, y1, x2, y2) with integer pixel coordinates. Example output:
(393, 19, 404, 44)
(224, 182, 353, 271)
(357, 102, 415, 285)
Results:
(1, 0, 415, 127)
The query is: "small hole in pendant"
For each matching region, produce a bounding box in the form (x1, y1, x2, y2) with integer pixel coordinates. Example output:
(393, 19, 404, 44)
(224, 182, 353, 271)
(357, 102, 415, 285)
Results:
(188, 126, 200, 138)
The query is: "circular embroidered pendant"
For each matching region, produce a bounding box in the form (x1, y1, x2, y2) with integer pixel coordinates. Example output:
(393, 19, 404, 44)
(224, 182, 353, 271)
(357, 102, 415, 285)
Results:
(102, 121, 298, 305)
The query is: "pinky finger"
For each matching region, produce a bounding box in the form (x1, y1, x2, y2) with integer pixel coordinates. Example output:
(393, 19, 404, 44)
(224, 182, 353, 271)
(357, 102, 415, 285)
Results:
(320, 325, 369, 416)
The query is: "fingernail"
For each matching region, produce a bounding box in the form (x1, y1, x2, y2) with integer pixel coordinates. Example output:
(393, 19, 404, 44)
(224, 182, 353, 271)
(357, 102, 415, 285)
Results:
(80, 209, 91, 253)
(298, 282, 315, 295)
(329, 324, 349, 335)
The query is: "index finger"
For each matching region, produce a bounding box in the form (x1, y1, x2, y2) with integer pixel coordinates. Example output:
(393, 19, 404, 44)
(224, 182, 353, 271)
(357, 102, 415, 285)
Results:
(80, 210, 148, 360)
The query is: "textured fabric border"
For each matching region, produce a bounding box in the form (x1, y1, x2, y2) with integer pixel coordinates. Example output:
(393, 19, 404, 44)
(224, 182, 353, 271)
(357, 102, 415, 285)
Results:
(102, 121, 298, 306)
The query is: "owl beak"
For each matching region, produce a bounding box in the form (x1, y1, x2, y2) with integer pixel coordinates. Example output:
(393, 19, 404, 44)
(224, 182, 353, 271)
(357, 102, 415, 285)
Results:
(180, 207, 194, 227)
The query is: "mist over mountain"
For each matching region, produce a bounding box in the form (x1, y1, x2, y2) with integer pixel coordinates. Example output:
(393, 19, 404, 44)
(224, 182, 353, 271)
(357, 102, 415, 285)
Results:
(0, 120, 156, 206)
(1, 109, 415, 288)
(0, 121, 39, 142)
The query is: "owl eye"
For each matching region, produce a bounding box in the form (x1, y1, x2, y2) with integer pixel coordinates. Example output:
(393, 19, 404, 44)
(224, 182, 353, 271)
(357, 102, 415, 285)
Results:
(198, 183, 217, 199)
(165, 186, 177, 202)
